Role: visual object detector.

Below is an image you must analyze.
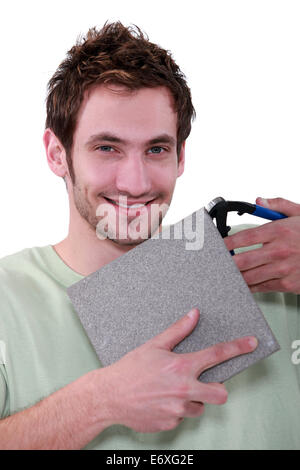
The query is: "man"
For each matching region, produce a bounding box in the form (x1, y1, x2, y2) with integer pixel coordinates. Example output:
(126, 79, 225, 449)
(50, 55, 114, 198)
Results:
(0, 21, 299, 450)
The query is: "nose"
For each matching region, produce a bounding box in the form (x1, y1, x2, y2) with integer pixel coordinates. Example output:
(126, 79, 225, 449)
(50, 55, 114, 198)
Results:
(115, 155, 152, 197)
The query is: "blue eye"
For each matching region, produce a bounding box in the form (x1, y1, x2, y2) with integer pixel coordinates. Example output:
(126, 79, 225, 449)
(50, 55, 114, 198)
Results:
(149, 146, 164, 154)
(98, 146, 114, 152)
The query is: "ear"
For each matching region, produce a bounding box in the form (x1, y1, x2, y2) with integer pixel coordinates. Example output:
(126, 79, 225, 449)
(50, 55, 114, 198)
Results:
(43, 128, 68, 178)
(177, 141, 185, 177)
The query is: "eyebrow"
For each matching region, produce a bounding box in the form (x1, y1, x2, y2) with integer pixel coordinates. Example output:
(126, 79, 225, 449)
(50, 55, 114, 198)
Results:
(85, 132, 176, 148)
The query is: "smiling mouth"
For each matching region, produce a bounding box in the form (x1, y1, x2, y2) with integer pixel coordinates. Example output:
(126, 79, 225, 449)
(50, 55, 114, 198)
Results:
(103, 197, 154, 209)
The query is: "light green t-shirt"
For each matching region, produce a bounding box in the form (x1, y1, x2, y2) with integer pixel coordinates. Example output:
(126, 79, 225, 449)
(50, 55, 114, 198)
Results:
(0, 225, 299, 450)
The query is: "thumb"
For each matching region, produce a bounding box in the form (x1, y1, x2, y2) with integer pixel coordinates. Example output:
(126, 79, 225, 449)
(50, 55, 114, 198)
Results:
(256, 197, 300, 217)
(150, 308, 200, 351)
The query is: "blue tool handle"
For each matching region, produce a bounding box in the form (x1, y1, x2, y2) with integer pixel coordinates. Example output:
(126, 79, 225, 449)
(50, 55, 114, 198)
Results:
(253, 205, 287, 220)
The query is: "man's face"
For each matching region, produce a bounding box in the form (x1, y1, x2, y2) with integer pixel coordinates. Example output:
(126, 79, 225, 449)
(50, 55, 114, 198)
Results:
(67, 84, 185, 246)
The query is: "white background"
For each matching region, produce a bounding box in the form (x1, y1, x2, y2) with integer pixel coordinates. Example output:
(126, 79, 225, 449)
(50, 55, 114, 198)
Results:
(0, 0, 299, 257)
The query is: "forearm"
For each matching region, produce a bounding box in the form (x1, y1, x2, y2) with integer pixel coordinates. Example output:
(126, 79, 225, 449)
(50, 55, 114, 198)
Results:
(0, 368, 112, 450)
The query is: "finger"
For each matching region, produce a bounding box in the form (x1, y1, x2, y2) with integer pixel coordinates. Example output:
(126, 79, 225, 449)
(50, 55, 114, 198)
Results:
(189, 336, 258, 376)
(256, 197, 300, 217)
(232, 246, 274, 272)
(242, 261, 289, 286)
(224, 223, 276, 252)
(189, 382, 228, 405)
(150, 308, 200, 351)
(250, 281, 281, 293)
(250, 276, 299, 294)
(182, 401, 205, 418)
(233, 241, 297, 272)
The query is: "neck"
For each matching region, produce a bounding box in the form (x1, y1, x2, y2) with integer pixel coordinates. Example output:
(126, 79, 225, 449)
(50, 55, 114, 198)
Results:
(52, 213, 162, 277)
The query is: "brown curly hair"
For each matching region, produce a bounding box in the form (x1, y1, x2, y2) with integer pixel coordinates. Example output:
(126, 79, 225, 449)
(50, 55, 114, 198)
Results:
(45, 21, 196, 184)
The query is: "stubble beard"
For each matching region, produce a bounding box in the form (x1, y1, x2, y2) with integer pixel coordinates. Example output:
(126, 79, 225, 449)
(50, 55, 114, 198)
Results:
(72, 183, 165, 247)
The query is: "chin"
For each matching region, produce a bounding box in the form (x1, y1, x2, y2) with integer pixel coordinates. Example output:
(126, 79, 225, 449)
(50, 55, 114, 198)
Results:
(107, 226, 155, 245)
(109, 236, 148, 247)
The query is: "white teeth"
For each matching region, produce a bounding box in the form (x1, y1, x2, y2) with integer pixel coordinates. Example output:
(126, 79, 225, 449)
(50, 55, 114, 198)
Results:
(104, 197, 150, 208)
(115, 202, 146, 209)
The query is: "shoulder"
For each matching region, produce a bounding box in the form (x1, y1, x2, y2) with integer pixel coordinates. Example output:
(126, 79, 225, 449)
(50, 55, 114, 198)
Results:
(0, 247, 34, 283)
(0, 246, 37, 269)
(0, 246, 46, 303)
(0, 247, 52, 343)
